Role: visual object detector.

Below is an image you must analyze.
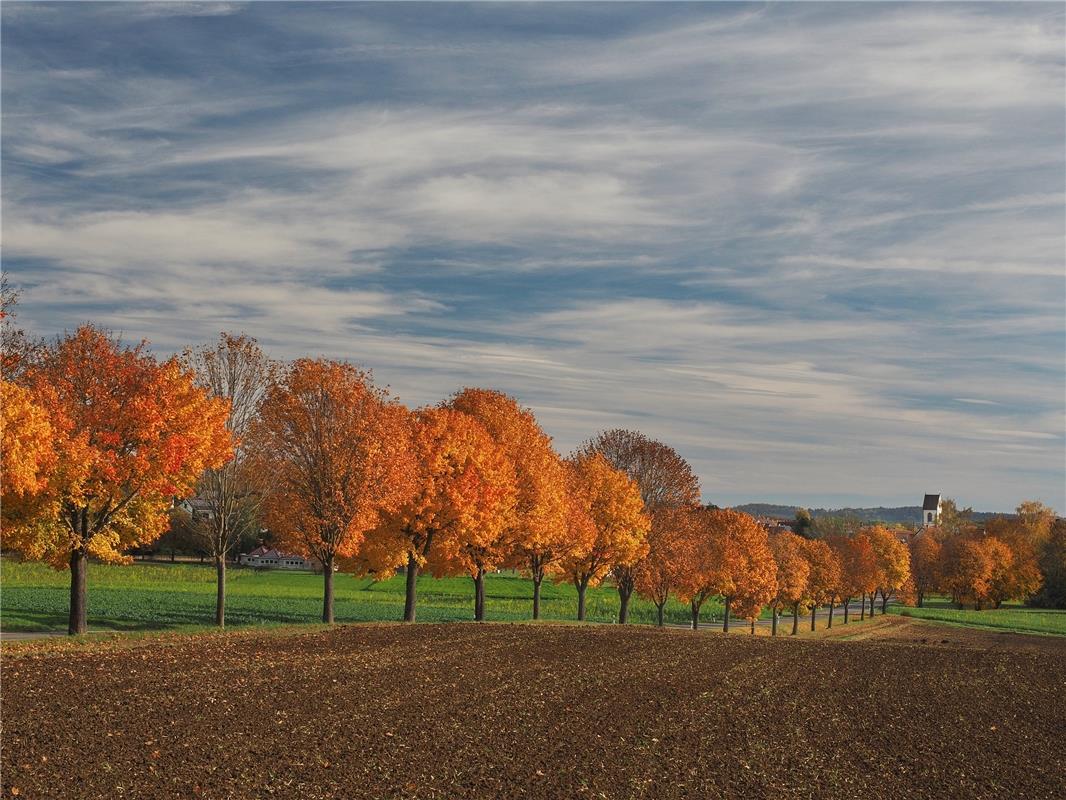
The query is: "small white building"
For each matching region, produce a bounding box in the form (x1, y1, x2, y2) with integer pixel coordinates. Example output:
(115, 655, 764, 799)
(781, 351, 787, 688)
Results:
(921, 494, 942, 528)
(239, 545, 314, 571)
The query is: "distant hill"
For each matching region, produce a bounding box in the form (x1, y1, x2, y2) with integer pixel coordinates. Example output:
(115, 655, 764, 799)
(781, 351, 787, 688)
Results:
(732, 503, 1000, 525)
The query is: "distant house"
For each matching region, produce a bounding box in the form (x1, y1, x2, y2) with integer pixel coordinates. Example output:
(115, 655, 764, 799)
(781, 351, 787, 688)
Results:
(239, 545, 315, 571)
(921, 494, 942, 528)
(752, 516, 793, 536)
(174, 495, 215, 522)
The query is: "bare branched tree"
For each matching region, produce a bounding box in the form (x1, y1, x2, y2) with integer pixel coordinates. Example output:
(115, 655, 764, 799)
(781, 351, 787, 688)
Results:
(183, 333, 275, 627)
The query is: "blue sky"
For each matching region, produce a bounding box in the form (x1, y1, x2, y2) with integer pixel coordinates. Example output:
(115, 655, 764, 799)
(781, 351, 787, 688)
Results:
(3, 2, 1064, 512)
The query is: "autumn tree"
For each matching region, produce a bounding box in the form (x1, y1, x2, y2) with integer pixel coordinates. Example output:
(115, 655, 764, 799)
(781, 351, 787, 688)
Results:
(863, 526, 911, 612)
(673, 509, 725, 630)
(984, 512, 1047, 606)
(829, 535, 876, 623)
(714, 510, 776, 634)
(803, 538, 842, 631)
(249, 359, 416, 624)
(578, 429, 700, 623)
(634, 506, 699, 626)
(6, 326, 232, 634)
(362, 407, 517, 621)
(448, 388, 568, 620)
(0, 380, 56, 511)
(910, 533, 943, 607)
(557, 452, 649, 621)
(769, 531, 811, 635)
(182, 333, 274, 627)
(942, 536, 1013, 610)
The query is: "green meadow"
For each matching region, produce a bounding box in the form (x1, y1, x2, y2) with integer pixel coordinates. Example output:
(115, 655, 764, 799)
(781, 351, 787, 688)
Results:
(0, 559, 721, 633)
(890, 597, 1066, 636)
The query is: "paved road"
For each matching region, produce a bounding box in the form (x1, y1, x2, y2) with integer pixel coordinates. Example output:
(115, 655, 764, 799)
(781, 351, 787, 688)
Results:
(672, 599, 889, 632)
(1, 600, 894, 640)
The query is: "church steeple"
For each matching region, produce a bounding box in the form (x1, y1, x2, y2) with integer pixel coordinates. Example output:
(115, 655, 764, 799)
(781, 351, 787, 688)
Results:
(922, 494, 942, 527)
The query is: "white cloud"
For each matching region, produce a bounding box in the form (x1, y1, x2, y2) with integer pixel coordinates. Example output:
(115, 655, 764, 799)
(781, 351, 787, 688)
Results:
(3, 1, 1063, 509)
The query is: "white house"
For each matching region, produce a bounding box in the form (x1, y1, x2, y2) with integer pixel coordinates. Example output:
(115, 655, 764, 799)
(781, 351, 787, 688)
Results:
(921, 494, 942, 528)
(239, 545, 315, 571)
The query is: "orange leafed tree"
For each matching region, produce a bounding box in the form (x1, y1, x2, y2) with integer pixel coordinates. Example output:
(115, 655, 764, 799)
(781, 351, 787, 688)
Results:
(7, 326, 232, 634)
(557, 452, 649, 621)
(0, 380, 56, 505)
(634, 506, 699, 626)
(833, 534, 878, 623)
(249, 359, 417, 623)
(943, 537, 1009, 609)
(910, 533, 943, 607)
(449, 388, 568, 620)
(803, 538, 842, 631)
(862, 526, 911, 613)
(579, 430, 700, 623)
(673, 508, 727, 630)
(714, 510, 776, 634)
(983, 515, 1045, 607)
(361, 406, 517, 622)
(768, 531, 810, 636)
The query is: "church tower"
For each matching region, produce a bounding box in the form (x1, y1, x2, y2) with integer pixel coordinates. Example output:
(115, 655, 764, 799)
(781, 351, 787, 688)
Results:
(922, 494, 942, 528)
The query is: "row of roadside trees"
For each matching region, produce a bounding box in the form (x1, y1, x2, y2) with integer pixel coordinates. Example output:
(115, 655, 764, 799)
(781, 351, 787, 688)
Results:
(2, 312, 1058, 635)
(910, 500, 1061, 610)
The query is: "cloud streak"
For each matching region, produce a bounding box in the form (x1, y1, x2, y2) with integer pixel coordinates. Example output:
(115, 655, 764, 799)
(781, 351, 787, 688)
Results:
(2, 1, 1062, 510)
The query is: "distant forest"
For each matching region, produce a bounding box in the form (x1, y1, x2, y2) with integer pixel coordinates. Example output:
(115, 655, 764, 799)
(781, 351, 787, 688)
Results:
(732, 504, 1000, 525)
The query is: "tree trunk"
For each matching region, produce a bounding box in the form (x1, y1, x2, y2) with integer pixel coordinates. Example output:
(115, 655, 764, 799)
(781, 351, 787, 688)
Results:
(917, 589, 924, 608)
(655, 601, 665, 628)
(576, 578, 588, 621)
(723, 596, 731, 633)
(750, 619, 756, 635)
(473, 568, 486, 622)
(68, 548, 88, 635)
(215, 554, 226, 628)
(322, 556, 335, 624)
(617, 583, 632, 625)
(843, 597, 850, 624)
(791, 602, 800, 635)
(869, 592, 876, 617)
(771, 609, 778, 637)
(828, 600, 835, 629)
(690, 600, 700, 630)
(810, 603, 817, 632)
(880, 590, 889, 613)
(403, 551, 419, 622)
(532, 573, 543, 621)
(860, 593, 866, 621)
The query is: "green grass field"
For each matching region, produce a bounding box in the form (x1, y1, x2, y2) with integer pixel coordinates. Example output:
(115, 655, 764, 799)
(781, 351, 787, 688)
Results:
(889, 598, 1066, 636)
(0, 559, 722, 633)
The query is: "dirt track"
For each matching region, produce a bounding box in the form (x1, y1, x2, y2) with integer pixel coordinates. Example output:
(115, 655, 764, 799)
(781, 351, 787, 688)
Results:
(3, 623, 1064, 799)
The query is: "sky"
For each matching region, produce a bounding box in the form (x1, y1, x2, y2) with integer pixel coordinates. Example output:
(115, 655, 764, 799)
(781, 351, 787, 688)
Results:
(2, 2, 1064, 512)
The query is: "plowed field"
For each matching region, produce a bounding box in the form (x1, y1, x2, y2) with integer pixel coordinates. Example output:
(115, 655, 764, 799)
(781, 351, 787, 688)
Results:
(3, 623, 1064, 799)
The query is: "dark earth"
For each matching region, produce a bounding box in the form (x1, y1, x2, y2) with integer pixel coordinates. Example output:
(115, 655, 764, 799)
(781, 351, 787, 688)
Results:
(2, 620, 1064, 799)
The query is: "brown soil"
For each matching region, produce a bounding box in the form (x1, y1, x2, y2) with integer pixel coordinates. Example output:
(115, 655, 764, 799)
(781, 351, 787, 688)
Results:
(2, 623, 1064, 799)
(816, 613, 1066, 652)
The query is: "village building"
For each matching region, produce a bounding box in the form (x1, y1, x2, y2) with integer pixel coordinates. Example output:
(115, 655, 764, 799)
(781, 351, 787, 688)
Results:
(921, 494, 942, 528)
(238, 545, 316, 571)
